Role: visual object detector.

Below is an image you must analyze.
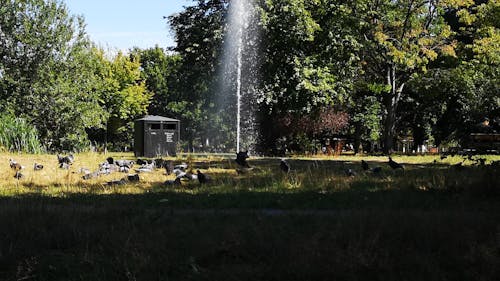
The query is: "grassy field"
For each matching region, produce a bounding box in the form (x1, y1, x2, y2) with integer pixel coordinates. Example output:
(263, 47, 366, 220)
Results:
(0, 152, 499, 280)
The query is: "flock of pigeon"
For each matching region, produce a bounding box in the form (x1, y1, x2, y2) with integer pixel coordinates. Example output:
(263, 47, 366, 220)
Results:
(8, 152, 409, 186)
(7, 154, 212, 187)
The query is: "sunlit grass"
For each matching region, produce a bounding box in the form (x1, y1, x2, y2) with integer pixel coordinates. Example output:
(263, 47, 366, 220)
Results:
(1, 152, 498, 202)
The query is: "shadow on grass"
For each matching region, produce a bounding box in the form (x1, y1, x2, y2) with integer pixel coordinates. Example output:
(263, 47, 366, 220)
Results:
(0, 188, 499, 281)
(0, 158, 498, 280)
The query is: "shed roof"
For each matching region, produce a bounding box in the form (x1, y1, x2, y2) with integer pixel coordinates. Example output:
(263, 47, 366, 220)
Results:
(135, 115, 180, 122)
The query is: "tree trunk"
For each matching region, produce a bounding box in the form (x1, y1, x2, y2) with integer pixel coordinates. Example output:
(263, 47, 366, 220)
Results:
(353, 122, 363, 155)
(382, 64, 404, 154)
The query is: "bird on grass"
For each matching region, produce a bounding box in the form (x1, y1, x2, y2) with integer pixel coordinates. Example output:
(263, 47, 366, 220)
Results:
(107, 178, 127, 186)
(9, 159, 24, 171)
(165, 177, 182, 186)
(59, 162, 71, 170)
(345, 168, 356, 177)
(33, 163, 44, 171)
(197, 170, 211, 184)
(235, 151, 250, 168)
(388, 157, 404, 170)
(371, 166, 382, 174)
(361, 160, 369, 171)
(14, 171, 24, 179)
(57, 154, 74, 165)
(164, 161, 174, 175)
(280, 159, 290, 173)
(127, 174, 140, 182)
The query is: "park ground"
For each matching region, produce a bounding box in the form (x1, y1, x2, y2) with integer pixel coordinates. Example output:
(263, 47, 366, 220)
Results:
(0, 152, 499, 280)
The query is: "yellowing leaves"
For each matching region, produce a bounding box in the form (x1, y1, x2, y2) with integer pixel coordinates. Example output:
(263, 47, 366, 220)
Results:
(374, 31, 389, 44)
(421, 47, 438, 60)
(440, 43, 457, 57)
(456, 9, 476, 25)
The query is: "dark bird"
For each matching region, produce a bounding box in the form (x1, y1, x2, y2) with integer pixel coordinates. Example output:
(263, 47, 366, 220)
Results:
(154, 158, 168, 169)
(106, 157, 115, 164)
(165, 177, 182, 186)
(82, 171, 100, 180)
(107, 178, 127, 186)
(388, 156, 404, 170)
(440, 155, 448, 160)
(235, 151, 250, 168)
(33, 163, 44, 171)
(280, 159, 290, 173)
(174, 163, 188, 171)
(136, 159, 152, 165)
(345, 168, 356, 177)
(371, 166, 382, 174)
(165, 161, 174, 175)
(9, 159, 24, 171)
(361, 160, 369, 171)
(197, 170, 211, 184)
(14, 171, 24, 179)
(59, 162, 71, 170)
(127, 174, 140, 182)
(115, 159, 134, 168)
(57, 154, 74, 165)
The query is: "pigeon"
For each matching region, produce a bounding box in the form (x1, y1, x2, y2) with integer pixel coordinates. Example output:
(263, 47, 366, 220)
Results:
(388, 157, 404, 170)
(371, 166, 382, 174)
(136, 159, 152, 165)
(57, 154, 74, 165)
(235, 151, 250, 168)
(164, 161, 174, 175)
(127, 174, 140, 182)
(107, 178, 127, 186)
(9, 159, 24, 171)
(135, 162, 154, 173)
(59, 162, 71, 170)
(181, 173, 197, 181)
(280, 159, 290, 173)
(173, 169, 186, 177)
(14, 171, 24, 179)
(115, 159, 134, 168)
(345, 168, 356, 177)
(154, 158, 168, 169)
(361, 160, 369, 171)
(165, 177, 182, 186)
(174, 163, 188, 171)
(106, 157, 115, 165)
(33, 163, 44, 171)
(82, 171, 100, 180)
(197, 170, 211, 184)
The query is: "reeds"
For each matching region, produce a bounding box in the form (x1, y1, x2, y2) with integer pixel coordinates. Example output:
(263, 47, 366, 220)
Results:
(0, 115, 43, 154)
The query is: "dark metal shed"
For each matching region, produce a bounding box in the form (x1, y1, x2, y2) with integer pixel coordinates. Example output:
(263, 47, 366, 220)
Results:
(134, 115, 180, 157)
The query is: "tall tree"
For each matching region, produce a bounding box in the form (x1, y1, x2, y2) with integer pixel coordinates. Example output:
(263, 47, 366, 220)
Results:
(355, 0, 473, 153)
(168, 0, 230, 151)
(0, 0, 106, 151)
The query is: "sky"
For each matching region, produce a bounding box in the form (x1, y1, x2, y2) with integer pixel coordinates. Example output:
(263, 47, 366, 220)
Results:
(64, 0, 195, 52)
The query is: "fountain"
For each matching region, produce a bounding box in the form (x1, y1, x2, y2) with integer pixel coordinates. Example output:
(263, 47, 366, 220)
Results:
(218, 0, 259, 153)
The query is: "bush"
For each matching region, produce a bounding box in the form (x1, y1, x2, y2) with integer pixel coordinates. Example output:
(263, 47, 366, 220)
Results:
(0, 115, 43, 153)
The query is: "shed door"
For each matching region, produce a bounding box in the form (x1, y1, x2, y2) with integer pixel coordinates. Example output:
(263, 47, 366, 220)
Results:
(145, 123, 165, 157)
(163, 122, 178, 156)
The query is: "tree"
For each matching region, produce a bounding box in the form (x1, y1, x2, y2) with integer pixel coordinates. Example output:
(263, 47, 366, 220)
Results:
(89, 49, 152, 149)
(168, 0, 231, 151)
(354, 0, 473, 153)
(132, 46, 183, 117)
(0, 0, 106, 151)
(257, 0, 363, 153)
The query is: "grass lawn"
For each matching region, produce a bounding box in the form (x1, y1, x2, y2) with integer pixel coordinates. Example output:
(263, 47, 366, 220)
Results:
(0, 152, 499, 280)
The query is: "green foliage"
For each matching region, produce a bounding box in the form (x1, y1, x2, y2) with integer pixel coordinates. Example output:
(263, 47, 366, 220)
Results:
(0, 0, 106, 151)
(0, 115, 43, 153)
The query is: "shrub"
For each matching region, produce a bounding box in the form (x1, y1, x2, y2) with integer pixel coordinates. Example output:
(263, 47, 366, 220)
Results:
(0, 115, 43, 153)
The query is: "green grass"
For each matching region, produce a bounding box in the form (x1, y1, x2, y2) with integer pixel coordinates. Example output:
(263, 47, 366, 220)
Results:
(0, 153, 499, 280)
